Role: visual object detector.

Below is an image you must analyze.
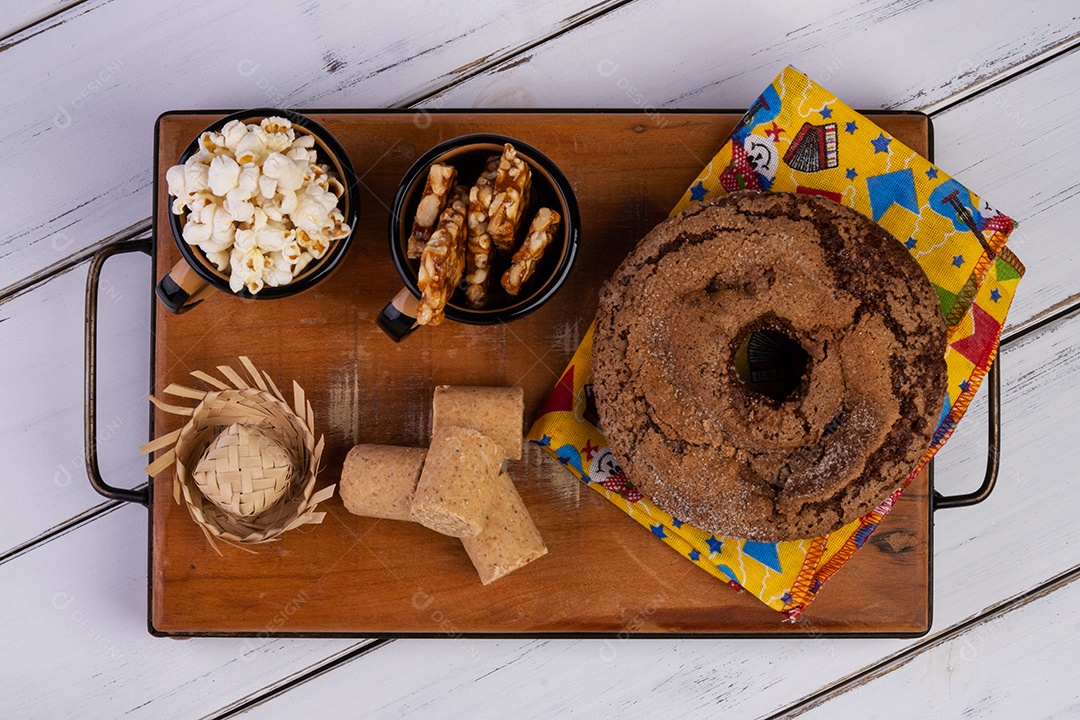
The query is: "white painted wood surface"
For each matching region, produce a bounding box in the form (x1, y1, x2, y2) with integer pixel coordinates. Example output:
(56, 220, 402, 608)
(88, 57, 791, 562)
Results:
(932, 48, 1080, 331)
(0, 0, 623, 292)
(0, 255, 149, 555)
(791, 576, 1080, 719)
(1, 0, 1077, 718)
(0, 504, 368, 720)
(0, 0, 81, 39)
(425, 0, 1080, 114)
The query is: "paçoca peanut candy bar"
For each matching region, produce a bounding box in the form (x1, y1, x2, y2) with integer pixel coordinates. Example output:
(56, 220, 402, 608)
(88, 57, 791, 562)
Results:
(409, 425, 503, 538)
(339, 444, 427, 521)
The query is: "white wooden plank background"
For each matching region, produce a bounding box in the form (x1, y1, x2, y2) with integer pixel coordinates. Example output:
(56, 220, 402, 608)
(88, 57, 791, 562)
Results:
(791, 575, 1080, 719)
(0, 504, 369, 720)
(931, 48, 1080, 331)
(0, 0, 82, 39)
(0, 254, 149, 555)
(0, 0, 624, 293)
(1, 0, 1077, 717)
(424, 0, 1080, 114)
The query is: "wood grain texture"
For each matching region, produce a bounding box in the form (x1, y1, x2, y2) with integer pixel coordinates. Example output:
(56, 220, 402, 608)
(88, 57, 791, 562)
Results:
(790, 575, 1080, 719)
(424, 0, 1080, 114)
(0, 1, 1075, 717)
(0, 0, 625, 293)
(150, 111, 931, 636)
(0, 0, 84, 39)
(933, 46, 1080, 331)
(221, 309, 1080, 719)
(0, 503, 369, 720)
(0, 257, 149, 556)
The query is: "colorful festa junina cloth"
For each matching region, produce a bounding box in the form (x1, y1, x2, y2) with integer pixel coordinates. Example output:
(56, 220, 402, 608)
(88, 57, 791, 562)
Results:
(527, 65, 1026, 619)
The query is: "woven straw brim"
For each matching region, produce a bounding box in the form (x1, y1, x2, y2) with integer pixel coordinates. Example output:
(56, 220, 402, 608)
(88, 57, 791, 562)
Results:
(141, 356, 333, 552)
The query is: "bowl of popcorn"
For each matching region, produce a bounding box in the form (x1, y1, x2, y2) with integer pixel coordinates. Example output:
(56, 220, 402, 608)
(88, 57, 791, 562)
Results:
(158, 108, 359, 313)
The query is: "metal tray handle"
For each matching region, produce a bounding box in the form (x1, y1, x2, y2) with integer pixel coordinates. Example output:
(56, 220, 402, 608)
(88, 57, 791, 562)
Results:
(84, 238, 152, 506)
(933, 359, 1000, 509)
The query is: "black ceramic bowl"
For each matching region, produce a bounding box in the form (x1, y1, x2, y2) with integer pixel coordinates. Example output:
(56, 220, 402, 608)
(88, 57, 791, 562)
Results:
(160, 107, 359, 311)
(384, 133, 579, 331)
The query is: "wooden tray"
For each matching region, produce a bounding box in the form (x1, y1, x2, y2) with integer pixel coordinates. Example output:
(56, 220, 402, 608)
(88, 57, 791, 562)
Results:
(142, 109, 937, 637)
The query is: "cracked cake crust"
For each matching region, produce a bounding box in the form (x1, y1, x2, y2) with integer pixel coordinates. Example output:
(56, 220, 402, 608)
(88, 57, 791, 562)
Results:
(592, 192, 948, 541)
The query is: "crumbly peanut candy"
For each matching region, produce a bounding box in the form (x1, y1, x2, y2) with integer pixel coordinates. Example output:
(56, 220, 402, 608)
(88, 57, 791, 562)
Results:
(339, 444, 427, 521)
(408, 164, 458, 259)
(461, 471, 547, 585)
(416, 185, 469, 326)
(465, 156, 501, 308)
(501, 207, 561, 296)
(432, 385, 524, 460)
(487, 144, 533, 252)
(409, 425, 504, 538)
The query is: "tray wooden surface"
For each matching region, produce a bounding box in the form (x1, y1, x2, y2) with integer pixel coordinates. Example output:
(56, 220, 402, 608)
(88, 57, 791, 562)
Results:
(150, 110, 932, 636)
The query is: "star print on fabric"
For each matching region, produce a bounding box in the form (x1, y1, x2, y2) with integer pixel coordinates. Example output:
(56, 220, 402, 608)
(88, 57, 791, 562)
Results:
(926, 167, 939, 179)
(952, 254, 965, 268)
(582, 439, 598, 461)
(781, 592, 793, 604)
(671, 517, 684, 528)
(688, 549, 701, 561)
(871, 133, 892, 154)
(706, 536, 723, 553)
(819, 106, 833, 119)
(538, 434, 552, 447)
(650, 523, 667, 539)
(689, 181, 708, 201)
(845, 168, 857, 180)
(844, 120, 858, 134)
(905, 237, 917, 250)
(990, 288, 1002, 302)
(764, 121, 785, 141)
(960, 379, 971, 392)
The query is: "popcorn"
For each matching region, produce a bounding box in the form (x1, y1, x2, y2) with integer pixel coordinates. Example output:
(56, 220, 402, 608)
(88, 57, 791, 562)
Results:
(224, 188, 255, 223)
(255, 226, 290, 252)
(183, 158, 209, 193)
(235, 165, 260, 199)
(222, 120, 247, 151)
(167, 117, 351, 294)
(258, 173, 278, 200)
(234, 129, 268, 165)
(263, 153, 305, 192)
(182, 220, 212, 246)
(205, 249, 231, 272)
(292, 182, 338, 234)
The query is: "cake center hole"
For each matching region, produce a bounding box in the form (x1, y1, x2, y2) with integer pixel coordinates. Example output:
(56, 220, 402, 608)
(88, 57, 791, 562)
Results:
(734, 329, 810, 402)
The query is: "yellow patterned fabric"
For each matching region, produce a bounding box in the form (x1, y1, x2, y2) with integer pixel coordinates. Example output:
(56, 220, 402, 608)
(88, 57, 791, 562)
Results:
(527, 66, 1024, 617)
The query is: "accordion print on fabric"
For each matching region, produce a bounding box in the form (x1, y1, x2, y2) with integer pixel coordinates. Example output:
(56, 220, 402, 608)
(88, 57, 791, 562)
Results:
(528, 66, 1025, 618)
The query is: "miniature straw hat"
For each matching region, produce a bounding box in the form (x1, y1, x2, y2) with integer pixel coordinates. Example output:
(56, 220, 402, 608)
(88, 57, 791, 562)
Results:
(141, 356, 333, 551)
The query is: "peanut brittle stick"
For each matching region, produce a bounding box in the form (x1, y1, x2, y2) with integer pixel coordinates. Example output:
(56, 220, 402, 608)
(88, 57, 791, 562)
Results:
(417, 185, 469, 326)
(501, 207, 561, 296)
(408, 164, 457, 259)
(465, 155, 501, 308)
(487, 144, 532, 253)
